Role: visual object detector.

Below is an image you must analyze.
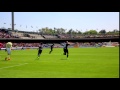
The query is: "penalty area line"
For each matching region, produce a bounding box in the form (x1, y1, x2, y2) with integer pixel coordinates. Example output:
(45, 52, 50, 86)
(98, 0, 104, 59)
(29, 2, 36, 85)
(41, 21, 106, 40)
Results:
(0, 63, 28, 70)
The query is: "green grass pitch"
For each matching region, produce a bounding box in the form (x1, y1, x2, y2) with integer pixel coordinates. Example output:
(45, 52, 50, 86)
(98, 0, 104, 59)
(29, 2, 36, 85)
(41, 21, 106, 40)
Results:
(0, 47, 119, 78)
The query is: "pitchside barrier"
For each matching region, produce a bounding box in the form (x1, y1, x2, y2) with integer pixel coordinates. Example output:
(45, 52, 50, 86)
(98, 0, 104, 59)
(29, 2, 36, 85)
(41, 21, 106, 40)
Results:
(0, 42, 119, 50)
(0, 37, 119, 49)
(0, 46, 60, 50)
(0, 47, 38, 50)
(0, 44, 118, 50)
(0, 46, 75, 50)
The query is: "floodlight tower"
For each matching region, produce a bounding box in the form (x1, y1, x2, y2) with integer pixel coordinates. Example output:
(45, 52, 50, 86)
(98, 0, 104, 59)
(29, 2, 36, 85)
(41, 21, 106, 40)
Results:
(12, 12, 14, 30)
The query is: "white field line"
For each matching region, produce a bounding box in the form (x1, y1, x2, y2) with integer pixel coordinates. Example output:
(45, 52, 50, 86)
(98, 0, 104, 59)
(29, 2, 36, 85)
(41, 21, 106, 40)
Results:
(0, 63, 28, 70)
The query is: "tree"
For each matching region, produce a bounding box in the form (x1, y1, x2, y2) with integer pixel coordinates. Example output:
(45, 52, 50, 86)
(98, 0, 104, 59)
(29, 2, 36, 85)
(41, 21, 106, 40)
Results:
(67, 29, 72, 34)
(113, 29, 119, 35)
(106, 31, 113, 35)
(113, 29, 119, 33)
(99, 29, 106, 34)
(83, 31, 89, 35)
(60, 28, 65, 34)
(77, 31, 82, 34)
(106, 29, 119, 35)
(89, 30, 98, 35)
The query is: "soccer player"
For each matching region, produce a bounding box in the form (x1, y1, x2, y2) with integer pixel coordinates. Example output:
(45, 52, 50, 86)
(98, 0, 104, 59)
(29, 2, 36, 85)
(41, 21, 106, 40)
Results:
(95, 43, 98, 48)
(16, 45, 18, 50)
(62, 41, 74, 59)
(37, 42, 44, 59)
(49, 43, 54, 54)
(5, 42, 12, 60)
(21, 46, 24, 50)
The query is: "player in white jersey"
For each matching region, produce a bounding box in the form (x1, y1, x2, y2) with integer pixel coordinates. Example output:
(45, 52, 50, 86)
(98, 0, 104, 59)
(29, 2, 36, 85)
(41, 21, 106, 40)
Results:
(5, 42, 12, 60)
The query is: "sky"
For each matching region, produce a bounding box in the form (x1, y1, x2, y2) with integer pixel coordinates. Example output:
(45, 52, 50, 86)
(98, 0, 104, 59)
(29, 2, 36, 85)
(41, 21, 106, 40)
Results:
(0, 12, 119, 32)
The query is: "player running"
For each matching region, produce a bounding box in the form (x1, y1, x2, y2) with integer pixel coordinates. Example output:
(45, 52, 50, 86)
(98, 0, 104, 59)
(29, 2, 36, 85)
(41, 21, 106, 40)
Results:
(49, 43, 54, 54)
(62, 41, 74, 59)
(37, 42, 44, 59)
(5, 42, 12, 60)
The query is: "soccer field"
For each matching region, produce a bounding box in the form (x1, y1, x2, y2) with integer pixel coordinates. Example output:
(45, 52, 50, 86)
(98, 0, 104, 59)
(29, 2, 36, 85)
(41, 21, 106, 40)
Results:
(0, 47, 119, 78)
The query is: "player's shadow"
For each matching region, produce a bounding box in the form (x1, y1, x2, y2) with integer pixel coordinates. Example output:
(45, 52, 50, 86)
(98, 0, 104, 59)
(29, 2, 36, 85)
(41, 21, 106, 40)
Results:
(34, 57, 40, 60)
(0, 60, 8, 62)
(60, 58, 67, 60)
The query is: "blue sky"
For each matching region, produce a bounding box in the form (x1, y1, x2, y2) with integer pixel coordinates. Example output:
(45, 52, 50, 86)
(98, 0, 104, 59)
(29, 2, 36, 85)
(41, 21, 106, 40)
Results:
(0, 12, 119, 32)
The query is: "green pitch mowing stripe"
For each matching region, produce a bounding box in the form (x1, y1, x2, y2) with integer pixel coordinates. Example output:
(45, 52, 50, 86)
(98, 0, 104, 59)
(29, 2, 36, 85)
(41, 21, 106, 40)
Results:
(0, 47, 119, 78)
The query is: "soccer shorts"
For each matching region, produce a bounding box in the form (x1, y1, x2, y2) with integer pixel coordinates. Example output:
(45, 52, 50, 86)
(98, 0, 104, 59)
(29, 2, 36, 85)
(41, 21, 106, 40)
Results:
(6, 48, 11, 55)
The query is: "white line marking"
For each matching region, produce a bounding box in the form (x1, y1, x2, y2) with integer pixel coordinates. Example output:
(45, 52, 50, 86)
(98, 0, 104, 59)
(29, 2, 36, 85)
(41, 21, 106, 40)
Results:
(0, 63, 28, 70)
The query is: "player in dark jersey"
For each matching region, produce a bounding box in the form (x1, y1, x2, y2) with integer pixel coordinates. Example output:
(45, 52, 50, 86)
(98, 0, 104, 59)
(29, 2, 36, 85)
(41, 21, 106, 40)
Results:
(49, 43, 54, 54)
(61, 41, 70, 58)
(21, 46, 24, 50)
(63, 41, 70, 58)
(62, 41, 74, 59)
(37, 42, 44, 59)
